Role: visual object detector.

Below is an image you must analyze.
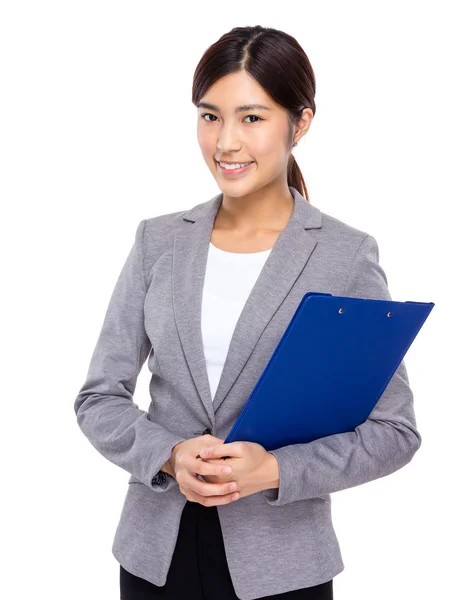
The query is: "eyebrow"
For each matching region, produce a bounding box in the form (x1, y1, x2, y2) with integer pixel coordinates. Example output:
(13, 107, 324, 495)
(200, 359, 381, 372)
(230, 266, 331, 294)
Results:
(197, 102, 271, 113)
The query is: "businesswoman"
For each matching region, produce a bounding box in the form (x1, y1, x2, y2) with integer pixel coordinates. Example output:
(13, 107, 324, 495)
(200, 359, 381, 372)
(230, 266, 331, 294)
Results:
(74, 25, 421, 600)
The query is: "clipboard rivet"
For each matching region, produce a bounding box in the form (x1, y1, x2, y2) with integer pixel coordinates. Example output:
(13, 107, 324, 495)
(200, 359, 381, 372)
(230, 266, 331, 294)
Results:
(338, 308, 344, 314)
(387, 311, 393, 317)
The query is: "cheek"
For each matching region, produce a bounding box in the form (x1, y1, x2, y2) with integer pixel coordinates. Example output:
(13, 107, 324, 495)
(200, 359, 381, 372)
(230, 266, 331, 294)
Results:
(251, 136, 284, 162)
(197, 129, 214, 157)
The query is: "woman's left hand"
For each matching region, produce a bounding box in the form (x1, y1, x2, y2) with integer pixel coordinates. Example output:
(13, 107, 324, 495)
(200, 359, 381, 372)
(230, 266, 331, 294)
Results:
(197, 441, 277, 499)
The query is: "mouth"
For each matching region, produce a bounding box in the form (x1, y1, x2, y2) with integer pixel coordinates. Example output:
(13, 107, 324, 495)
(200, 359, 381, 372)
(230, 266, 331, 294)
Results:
(215, 160, 255, 177)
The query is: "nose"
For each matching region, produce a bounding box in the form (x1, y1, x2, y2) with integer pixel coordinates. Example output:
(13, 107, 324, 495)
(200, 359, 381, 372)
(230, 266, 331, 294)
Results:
(217, 129, 242, 155)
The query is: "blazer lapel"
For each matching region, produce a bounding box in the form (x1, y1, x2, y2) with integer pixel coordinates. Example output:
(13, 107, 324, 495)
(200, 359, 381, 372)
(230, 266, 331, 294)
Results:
(172, 186, 322, 429)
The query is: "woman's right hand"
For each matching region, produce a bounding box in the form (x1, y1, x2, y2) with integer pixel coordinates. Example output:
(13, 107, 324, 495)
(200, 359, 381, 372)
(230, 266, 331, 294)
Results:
(168, 434, 240, 506)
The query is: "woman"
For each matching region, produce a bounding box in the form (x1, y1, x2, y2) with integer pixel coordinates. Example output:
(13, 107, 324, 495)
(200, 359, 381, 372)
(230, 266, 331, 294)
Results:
(74, 25, 421, 599)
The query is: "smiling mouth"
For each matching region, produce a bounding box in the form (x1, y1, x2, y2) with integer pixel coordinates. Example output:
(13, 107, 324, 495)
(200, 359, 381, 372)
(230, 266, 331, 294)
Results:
(215, 160, 255, 173)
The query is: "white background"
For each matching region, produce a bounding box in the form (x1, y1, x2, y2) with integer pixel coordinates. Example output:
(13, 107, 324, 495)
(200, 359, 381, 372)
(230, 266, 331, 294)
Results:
(1, 1, 455, 599)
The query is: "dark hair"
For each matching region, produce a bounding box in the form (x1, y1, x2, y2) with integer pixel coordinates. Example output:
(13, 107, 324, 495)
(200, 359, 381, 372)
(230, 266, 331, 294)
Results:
(192, 25, 317, 203)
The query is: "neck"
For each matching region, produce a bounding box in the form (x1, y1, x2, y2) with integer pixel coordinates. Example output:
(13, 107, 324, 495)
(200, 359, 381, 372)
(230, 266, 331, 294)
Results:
(215, 182, 294, 233)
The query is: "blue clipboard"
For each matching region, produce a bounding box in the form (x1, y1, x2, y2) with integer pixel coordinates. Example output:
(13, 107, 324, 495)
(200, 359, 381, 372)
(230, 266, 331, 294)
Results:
(224, 292, 434, 452)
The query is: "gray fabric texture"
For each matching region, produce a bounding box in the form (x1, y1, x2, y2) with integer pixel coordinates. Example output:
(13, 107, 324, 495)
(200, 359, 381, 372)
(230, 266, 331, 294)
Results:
(74, 186, 421, 600)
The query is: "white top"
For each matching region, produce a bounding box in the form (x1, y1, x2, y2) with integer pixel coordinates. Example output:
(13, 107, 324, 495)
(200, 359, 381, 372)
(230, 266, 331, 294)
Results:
(201, 241, 272, 401)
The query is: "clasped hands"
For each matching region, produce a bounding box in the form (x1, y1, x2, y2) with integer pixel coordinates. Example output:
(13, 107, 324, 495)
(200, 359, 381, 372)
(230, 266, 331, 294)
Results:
(170, 434, 278, 507)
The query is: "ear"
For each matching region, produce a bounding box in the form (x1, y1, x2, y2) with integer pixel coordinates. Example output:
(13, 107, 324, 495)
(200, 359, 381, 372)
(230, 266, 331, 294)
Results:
(293, 107, 314, 146)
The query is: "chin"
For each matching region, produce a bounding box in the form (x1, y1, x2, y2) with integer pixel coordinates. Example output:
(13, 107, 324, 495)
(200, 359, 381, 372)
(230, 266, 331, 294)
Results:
(216, 183, 257, 198)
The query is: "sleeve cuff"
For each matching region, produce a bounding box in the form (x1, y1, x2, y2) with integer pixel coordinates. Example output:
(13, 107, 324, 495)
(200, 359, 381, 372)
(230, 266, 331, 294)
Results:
(262, 448, 284, 505)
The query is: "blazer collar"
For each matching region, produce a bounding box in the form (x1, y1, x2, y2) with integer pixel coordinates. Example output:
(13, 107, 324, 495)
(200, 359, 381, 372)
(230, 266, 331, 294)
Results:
(172, 186, 322, 428)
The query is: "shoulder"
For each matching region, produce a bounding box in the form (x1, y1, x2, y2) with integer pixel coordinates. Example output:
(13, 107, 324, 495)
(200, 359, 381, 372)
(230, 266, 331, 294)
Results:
(315, 211, 387, 296)
(306, 206, 379, 270)
(305, 207, 386, 297)
(142, 207, 189, 238)
(139, 193, 218, 248)
(319, 208, 371, 247)
(132, 207, 189, 257)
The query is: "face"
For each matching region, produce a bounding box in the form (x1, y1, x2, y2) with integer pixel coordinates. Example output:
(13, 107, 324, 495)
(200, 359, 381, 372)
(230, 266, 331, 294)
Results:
(196, 70, 312, 198)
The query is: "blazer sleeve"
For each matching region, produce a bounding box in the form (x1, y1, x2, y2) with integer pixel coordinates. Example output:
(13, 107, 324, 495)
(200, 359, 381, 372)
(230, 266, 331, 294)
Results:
(74, 219, 187, 492)
(262, 234, 422, 506)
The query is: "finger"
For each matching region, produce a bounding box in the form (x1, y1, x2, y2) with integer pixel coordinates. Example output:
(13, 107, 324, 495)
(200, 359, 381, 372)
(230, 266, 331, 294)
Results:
(194, 457, 233, 478)
(188, 471, 238, 498)
(196, 436, 225, 459)
(199, 442, 243, 460)
(186, 487, 240, 507)
(203, 434, 225, 444)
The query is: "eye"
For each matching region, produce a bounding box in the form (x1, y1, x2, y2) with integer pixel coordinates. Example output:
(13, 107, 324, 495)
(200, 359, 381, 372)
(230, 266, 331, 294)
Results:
(244, 115, 263, 123)
(201, 113, 218, 122)
(200, 113, 263, 123)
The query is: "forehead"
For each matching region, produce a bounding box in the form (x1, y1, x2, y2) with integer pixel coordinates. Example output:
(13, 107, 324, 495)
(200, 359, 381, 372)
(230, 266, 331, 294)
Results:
(198, 71, 275, 112)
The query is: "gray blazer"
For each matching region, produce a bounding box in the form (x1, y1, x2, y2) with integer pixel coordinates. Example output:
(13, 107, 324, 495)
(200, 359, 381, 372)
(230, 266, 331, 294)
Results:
(74, 186, 421, 600)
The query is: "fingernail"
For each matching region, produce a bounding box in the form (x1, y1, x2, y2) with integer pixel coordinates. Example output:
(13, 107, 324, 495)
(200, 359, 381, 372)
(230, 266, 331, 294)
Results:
(201, 449, 210, 457)
(229, 483, 237, 492)
(223, 466, 232, 474)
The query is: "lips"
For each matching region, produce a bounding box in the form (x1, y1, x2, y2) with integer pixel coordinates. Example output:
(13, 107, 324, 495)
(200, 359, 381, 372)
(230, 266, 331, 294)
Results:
(215, 160, 255, 177)
(216, 161, 254, 167)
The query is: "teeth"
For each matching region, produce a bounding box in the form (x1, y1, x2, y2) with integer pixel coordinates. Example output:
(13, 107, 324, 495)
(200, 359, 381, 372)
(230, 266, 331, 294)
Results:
(219, 161, 252, 170)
